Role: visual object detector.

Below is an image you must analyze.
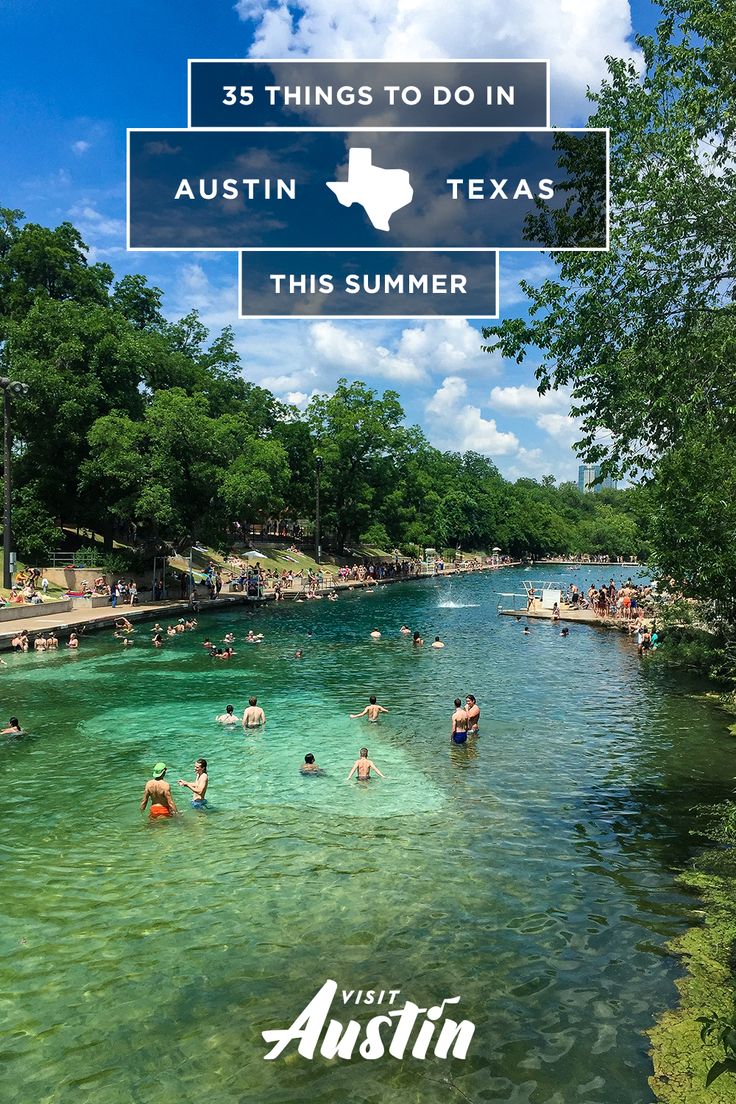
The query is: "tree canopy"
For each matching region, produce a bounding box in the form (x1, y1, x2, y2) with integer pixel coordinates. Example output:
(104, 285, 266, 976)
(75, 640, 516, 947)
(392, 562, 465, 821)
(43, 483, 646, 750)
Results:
(0, 206, 644, 564)
(482, 0, 735, 601)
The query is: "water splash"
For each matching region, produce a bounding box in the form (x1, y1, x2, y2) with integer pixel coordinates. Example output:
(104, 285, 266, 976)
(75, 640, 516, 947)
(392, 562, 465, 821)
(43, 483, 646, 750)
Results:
(437, 600, 480, 608)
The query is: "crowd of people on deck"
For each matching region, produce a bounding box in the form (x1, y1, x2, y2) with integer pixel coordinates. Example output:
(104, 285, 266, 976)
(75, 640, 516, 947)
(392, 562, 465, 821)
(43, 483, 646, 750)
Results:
(1, 568, 50, 605)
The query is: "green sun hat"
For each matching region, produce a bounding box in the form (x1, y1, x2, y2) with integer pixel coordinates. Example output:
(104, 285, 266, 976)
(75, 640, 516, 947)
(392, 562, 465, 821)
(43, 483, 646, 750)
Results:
(152, 762, 167, 778)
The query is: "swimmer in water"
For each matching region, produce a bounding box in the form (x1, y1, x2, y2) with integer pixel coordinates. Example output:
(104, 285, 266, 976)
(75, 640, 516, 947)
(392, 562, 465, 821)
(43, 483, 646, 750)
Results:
(399, 625, 411, 634)
(115, 617, 134, 633)
(152, 623, 163, 633)
(465, 694, 480, 735)
(523, 626, 531, 635)
(432, 636, 445, 649)
(216, 705, 239, 725)
(67, 633, 79, 649)
(451, 698, 469, 744)
(347, 747, 384, 782)
(224, 632, 235, 644)
(166, 626, 176, 637)
(413, 631, 424, 646)
(246, 630, 264, 643)
(294, 649, 304, 659)
(201, 637, 213, 648)
(370, 629, 382, 639)
(178, 758, 208, 808)
(350, 695, 388, 722)
(122, 638, 134, 648)
(301, 753, 323, 774)
(242, 697, 266, 728)
(152, 633, 163, 647)
(47, 633, 59, 650)
(2, 717, 22, 736)
(560, 627, 570, 637)
(140, 763, 178, 818)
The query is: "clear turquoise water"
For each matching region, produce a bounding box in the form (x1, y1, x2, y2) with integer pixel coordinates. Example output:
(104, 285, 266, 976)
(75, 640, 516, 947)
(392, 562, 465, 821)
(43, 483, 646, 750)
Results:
(1, 568, 731, 1104)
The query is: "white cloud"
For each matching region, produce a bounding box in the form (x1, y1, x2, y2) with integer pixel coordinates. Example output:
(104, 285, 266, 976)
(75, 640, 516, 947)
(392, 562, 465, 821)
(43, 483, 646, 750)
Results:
(310, 321, 426, 382)
(397, 318, 501, 376)
(489, 383, 572, 413)
(425, 375, 519, 454)
(425, 374, 467, 415)
(72, 140, 91, 155)
(67, 203, 126, 248)
(536, 412, 582, 446)
(239, 0, 642, 122)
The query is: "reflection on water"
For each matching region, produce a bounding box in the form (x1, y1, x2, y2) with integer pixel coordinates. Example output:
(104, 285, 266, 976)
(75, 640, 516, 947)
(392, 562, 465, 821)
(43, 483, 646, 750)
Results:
(0, 569, 730, 1104)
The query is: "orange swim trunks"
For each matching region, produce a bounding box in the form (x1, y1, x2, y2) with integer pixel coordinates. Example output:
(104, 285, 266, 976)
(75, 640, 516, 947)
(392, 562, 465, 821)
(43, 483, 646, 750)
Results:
(149, 804, 171, 818)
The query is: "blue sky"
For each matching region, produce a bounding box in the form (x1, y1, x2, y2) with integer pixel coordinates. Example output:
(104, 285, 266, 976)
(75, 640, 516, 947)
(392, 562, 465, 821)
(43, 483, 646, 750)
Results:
(0, 0, 662, 482)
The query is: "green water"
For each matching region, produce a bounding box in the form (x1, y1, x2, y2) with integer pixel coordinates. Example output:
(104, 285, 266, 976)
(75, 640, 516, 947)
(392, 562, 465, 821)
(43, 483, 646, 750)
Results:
(1, 569, 731, 1104)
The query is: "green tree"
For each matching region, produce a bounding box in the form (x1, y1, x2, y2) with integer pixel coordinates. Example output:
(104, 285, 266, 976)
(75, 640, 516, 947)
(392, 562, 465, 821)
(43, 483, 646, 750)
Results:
(482, 0, 734, 595)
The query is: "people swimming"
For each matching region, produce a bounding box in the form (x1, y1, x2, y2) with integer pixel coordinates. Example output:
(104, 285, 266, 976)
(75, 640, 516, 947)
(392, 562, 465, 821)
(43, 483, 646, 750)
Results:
(67, 632, 79, 649)
(350, 696, 389, 722)
(152, 633, 163, 647)
(451, 698, 469, 744)
(432, 636, 445, 649)
(347, 747, 384, 782)
(294, 649, 304, 659)
(413, 632, 424, 646)
(178, 758, 208, 808)
(140, 763, 178, 818)
(242, 697, 266, 728)
(301, 753, 324, 775)
(523, 626, 531, 635)
(465, 694, 480, 735)
(560, 627, 570, 637)
(216, 705, 239, 725)
(399, 625, 411, 635)
(2, 717, 23, 736)
(370, 629, 382, 639)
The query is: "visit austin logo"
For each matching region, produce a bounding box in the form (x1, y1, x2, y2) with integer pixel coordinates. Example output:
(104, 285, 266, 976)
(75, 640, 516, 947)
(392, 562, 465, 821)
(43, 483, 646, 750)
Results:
(262, 978, 476, 1061)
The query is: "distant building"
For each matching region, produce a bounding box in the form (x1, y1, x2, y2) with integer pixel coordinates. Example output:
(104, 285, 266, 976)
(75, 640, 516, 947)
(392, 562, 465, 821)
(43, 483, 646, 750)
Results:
(578, 464, 616, 493)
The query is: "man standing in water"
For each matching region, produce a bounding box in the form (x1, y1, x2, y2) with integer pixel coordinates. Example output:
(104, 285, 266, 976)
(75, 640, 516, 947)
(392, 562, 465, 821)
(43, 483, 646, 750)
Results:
(451, 699, 469, 744)
(178, 759, 208, 808)
(350, 696, 389, 722)
(242, 697, 266, 728)
(140, 763, 178, 818)
(465, 694, 480, 735)
(347, 748, 385, 781)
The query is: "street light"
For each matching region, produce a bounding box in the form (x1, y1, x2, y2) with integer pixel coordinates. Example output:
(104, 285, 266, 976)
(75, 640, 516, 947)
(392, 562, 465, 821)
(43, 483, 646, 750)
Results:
(315, 454, 324, 564)
(0, 376, 30, 591)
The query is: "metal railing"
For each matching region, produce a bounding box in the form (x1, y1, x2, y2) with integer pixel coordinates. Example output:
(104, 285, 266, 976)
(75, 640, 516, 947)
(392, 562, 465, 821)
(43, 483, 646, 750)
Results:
(47, 551, 102, 568)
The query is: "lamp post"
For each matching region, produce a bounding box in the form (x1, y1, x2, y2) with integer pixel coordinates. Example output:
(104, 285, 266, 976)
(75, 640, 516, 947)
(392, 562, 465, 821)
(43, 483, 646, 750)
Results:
(0, 376, 30, 591)
(315, 454, 324, 564)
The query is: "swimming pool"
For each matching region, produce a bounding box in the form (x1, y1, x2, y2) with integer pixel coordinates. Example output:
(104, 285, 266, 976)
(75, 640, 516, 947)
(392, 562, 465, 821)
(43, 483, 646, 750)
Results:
(0, 568, 728, 1103)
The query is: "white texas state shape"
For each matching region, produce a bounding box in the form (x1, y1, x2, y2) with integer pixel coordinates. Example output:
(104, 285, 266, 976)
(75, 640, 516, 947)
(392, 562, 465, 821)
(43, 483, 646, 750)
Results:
(326, 148, 413, 232)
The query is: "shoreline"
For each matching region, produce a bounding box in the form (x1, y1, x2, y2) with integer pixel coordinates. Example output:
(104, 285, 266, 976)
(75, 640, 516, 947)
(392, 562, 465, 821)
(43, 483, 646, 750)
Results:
(0, 560, 511, 649)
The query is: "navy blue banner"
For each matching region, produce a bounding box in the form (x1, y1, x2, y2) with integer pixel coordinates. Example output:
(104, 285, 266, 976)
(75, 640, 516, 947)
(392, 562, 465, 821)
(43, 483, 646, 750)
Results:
(189, 60, 548, 129)
(239, 250, 498, 317)
(128, 128, 607, 251)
